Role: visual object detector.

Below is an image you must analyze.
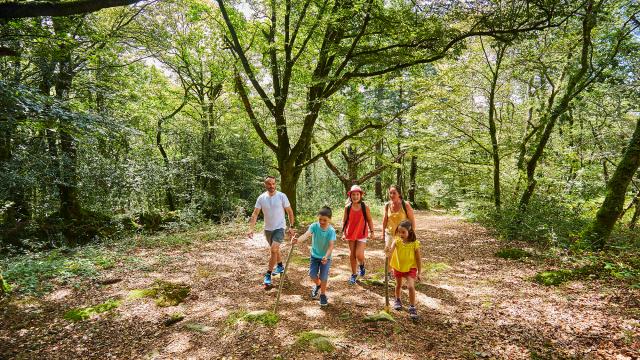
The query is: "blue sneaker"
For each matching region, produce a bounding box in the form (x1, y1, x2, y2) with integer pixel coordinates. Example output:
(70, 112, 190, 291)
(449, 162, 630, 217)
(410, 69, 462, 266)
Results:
(359, 264, 366, 277)
(273, 264, 285, 275)
(349, 274, 357, 285)
(311, 284, 320, 299)
(263, 272, 272, 286)
(319, 294, 328, 306)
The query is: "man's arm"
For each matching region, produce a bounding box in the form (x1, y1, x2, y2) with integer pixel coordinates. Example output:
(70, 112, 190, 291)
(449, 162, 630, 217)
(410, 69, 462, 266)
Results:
(247, 207, 261, 238)
(285, 206, 295, 236)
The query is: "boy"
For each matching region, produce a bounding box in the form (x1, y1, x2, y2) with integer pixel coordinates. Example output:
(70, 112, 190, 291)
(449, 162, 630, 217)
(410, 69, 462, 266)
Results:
(292, 206, 335, 306)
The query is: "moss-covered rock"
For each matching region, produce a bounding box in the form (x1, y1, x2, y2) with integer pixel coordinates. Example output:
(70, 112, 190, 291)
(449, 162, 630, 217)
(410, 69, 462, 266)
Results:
(533, 269, 574, 286)
(295, 331, 335, 353)
(363, 310, 395, 322)
(127, 280, 190, 307)
(64, 299, 120, 321)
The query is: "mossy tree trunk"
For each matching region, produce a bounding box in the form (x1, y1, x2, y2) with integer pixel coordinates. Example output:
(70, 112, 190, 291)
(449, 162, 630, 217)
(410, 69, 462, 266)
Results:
(583, 119, 640, 250)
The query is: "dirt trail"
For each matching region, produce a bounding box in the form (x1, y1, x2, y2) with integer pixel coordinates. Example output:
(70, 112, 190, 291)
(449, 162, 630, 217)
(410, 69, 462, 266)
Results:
(1, 211, 638, 359)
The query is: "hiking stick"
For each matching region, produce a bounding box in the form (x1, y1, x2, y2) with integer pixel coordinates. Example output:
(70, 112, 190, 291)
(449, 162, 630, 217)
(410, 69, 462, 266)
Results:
(384, 255, 390, 312)
(273, 242, 295, 314)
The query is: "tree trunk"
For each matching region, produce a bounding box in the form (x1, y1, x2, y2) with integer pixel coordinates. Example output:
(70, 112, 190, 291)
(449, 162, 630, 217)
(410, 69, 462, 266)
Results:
(53, 18, 82, 222)
(375, 140, 383, 200)
(484, 42, 505, 211)
(629, 201, 640, 229)
(408, 155, 417, 206)
(279, 163, 302, 218)
(583, 119, 640, 249)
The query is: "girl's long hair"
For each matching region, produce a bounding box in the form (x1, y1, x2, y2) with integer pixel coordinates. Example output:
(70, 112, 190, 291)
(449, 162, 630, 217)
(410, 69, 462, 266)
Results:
(395, 220, 416, 242)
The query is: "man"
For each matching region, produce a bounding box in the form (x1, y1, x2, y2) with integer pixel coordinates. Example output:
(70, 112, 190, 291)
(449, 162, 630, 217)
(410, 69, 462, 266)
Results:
(248, 176, 295, 286)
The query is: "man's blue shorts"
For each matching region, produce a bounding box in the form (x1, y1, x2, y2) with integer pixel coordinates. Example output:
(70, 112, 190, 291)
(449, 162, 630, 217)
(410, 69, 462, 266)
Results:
(309, 256, 331, 282)
(264, 228, 285, 245)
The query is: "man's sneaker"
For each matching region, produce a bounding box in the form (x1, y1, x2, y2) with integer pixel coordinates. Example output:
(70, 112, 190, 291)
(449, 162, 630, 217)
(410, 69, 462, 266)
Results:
(393, 298, 402, 311)
(319, 294, 328, 306)
(311, 284, 320, 299)
(359, 264, 366, 277)
(263, 272, 272, 286)
(349, 274, 357, 285)
(408, 305, 418, 319)
(273, 264, 285, 275)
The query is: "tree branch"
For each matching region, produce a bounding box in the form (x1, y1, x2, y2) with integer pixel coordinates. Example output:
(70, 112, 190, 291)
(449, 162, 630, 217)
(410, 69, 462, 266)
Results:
(0, 0, 143, 19)
(233, 71, 278, 153)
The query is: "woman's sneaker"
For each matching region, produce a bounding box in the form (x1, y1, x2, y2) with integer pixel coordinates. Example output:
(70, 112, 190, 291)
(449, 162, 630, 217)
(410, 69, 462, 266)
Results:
(348, 274, 357, 285)
(393, 298, 402, 311)
(263, 272, 272, 286)
(359, 264, 366, 277)
(311, 284, 320, 299)
(408, 305, 418, 319)
(319, 294, 328, 306)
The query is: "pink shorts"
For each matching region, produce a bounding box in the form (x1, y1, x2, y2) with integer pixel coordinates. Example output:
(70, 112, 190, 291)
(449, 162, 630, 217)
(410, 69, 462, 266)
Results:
(393, 268, 417, 279)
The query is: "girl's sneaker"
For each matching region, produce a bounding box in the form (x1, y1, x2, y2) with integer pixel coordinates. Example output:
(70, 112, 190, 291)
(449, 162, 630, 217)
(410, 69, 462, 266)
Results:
(349, 274, 357, 285)
(263, 272, 272, 286)
(319, 294, 328, 306)
(359, 264, 366, 277)
(393, 298, 402, 311)
(408, 305, 418, 319)
(311, 284, 320, 299)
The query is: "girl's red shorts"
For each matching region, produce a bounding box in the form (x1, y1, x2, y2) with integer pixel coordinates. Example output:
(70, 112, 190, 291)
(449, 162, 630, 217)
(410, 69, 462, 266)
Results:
(393, 268, 417, 279)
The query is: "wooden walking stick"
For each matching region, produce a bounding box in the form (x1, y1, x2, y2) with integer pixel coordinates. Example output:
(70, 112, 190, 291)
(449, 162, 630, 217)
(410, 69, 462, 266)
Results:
(273, 242, 295, 314)
(384, 255, 390, 312)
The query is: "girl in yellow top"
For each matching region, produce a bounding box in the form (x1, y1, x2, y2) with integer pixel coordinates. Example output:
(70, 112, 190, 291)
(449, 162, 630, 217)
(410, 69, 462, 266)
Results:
(385, 220, 421, 319)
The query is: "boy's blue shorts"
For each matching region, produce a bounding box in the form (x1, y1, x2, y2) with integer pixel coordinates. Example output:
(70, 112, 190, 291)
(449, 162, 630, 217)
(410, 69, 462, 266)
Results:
(309, 256, 331, 282)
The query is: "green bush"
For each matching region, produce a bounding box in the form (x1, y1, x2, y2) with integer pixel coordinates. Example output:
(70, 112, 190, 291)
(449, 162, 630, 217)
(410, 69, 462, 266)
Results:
(495, 248, 532, 260)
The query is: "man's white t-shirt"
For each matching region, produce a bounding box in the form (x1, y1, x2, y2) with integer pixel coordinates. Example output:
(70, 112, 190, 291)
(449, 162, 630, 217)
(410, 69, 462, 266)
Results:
(255, 191, 291, 231)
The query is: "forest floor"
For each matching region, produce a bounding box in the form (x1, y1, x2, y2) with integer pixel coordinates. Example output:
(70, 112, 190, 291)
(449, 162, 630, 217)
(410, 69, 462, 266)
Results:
(1, 211, 639, 359)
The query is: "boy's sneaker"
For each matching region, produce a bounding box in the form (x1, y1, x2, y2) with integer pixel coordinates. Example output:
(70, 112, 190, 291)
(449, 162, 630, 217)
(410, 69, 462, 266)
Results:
(359, 264, 366, 277)
(263, 272, 272, 286)
(348, 274, 357, 285)
(408, 305, 418, 319)
(393, 298, 402, 311)
(319, 294, 328, 306)
(273, 264, 285, 275)
(311, 284, 320, 299)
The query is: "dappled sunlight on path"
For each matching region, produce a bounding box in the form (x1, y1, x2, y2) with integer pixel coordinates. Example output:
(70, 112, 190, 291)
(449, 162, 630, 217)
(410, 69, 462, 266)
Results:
(1, 211, 638, 359)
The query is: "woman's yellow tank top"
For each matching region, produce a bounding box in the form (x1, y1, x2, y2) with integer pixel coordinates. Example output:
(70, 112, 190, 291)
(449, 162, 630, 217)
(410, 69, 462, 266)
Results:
(385, 202, 407, 235)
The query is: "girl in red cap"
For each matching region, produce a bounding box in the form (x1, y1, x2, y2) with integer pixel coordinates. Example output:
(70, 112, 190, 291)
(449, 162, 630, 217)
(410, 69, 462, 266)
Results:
(341, 184, 375, 284)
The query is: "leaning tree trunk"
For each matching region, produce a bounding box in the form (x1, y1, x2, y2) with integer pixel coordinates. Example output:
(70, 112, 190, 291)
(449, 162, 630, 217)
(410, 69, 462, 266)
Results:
(518, 1, 598, 212)
(583, 118, 640, 250)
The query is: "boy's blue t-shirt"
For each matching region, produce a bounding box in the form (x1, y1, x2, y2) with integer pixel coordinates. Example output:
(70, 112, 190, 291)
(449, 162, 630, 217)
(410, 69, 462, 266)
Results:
(309, 222, 336, 259)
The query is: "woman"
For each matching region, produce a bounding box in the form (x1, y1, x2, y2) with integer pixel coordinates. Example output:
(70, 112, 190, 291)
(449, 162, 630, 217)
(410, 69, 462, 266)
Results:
(381, 185, 416, 246)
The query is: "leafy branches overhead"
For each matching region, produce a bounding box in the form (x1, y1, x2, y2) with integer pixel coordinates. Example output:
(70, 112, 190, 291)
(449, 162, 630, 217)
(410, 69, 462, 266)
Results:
(217, 0, 569, 211)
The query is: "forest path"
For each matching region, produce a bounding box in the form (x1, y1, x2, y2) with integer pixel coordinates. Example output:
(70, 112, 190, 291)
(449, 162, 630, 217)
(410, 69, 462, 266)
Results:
(1, 211, 638, 359)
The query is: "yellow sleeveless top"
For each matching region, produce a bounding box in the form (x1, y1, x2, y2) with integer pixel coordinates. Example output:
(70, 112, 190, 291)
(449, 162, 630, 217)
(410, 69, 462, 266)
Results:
(390, 236, 420, 272)
(385, 202, 408, 235)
